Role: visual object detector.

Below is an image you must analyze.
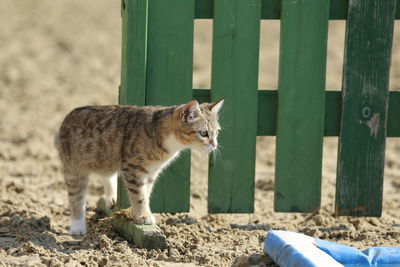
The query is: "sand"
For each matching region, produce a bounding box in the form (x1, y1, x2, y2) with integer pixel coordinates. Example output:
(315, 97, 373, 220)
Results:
(1, 1, 400, 266)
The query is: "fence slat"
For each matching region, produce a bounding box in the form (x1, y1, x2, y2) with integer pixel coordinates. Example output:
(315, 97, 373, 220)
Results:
(145, 0, 195, 212)
(274, 0, 329, 212)
(335, 0, 396, 216)
(208, 0, 260, 213)
(118, 0, 148, 209)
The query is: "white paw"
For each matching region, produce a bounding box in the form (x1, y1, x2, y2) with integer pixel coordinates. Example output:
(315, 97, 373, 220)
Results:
(69, 217, 87, 235)
(101, 195, 116, 209)
(132, 214, 156, 225)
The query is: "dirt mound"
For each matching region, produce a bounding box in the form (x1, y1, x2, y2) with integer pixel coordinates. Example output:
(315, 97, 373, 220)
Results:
(1, 1, 399, 266)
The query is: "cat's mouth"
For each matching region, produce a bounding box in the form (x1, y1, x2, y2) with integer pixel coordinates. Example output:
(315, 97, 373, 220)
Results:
(192, 143, 217, 154)
(204, 144, 217, 153)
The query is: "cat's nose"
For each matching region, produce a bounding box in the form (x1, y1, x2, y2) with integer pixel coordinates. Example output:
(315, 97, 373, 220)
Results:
(210, 139, 217, 148)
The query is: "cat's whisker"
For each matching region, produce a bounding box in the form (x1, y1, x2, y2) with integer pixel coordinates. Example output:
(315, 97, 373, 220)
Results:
(208, 146, 222, 166)
(202, 144, 213, 154)
(215, 148, 222, 165)
(215, 145, 224, 156)
(183, 152, 192, 170)
(215, 145, 224, 165)
(213, 154, 217, 165)
(218, 106, 229, 119)
(210, 152, 215, 165)
(219, 121, 228, 128)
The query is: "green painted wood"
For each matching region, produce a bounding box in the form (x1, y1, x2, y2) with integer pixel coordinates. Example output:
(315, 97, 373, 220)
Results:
(259, 0, 349, 20)
(193, 89, 211, 104)
(195, 0, 213, 19)
(324, 90, 342, 137)
(145, 0, 194, 213)
(329, 0, 348, 19)
(208, 0, 260, 213)
(118, 0, 148, 209)
(335, 0, 396, 217)
(112, 210, 166, 250)
(397, 1, 400, 18)
(388, 91, 400, 138)
(194, 0, 400, 19)
(274, 0, 329, 213)
(193, 89, 400, 137)
(96, 196, 114, 217)
(257, 91, 278, 136)
(260, 0, 281, 20)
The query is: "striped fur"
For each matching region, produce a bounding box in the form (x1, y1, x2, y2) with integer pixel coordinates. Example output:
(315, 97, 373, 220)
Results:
(55, 99, 223, 235)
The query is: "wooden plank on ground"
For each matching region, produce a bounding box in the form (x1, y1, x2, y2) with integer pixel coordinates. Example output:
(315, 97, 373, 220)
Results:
(208, 0, 260, 213)
(112, 210, 166, 250)
(274, 0, 329, 212)
(335, 0, 396, 216)
(145, 0, 194, 212)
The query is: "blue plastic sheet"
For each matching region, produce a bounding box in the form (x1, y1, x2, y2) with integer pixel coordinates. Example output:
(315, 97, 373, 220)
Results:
(264, 231, 400, 267)
(316, 239, 400, 266)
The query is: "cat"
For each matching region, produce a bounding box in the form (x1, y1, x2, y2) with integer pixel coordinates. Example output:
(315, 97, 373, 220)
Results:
(55, 99, 223, 235)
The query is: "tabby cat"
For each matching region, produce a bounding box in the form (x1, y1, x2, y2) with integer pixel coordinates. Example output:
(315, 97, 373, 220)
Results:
(55, 99, 223, 235)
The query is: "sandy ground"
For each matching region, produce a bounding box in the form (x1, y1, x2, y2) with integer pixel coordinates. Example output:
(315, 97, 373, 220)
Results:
(1, 1, 400, 266)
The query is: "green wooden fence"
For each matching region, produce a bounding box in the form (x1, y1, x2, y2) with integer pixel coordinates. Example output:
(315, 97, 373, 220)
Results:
(118, 0, 400, 217)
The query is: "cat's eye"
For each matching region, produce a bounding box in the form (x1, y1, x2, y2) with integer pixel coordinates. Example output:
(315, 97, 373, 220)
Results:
(199, 131, 208, 137)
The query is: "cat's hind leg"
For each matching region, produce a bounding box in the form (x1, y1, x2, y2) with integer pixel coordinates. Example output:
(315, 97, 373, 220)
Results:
(64, 172, 89, 235)
(99, 172, 118, 209)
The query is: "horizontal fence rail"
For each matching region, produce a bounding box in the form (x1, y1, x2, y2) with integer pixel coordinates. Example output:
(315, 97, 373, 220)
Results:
(194, 0, 400, 19)
(194, 90, 400, 138)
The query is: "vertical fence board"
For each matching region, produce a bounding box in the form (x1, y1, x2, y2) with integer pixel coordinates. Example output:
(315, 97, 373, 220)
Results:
(208, 0, 260, 213)
(336, 0, 396, 216)
(118, 0, 148, 209)
(145, 0, 194, 212)
(274, 0, 329, 212)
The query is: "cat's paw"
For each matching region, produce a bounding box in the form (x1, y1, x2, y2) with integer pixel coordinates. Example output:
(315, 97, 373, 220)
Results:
(69, 218, 87, 236)
(101, 195, 116, 209)
(132, 214, 156, 225)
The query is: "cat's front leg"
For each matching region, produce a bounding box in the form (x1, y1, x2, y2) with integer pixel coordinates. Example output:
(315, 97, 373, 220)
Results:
(144, 174, 157, 200)
(121, 170, 155, 225)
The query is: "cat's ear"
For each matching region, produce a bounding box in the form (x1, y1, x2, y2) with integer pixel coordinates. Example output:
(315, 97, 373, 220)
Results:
(209, 99, 224, 114)
(181, 100, 200, 123)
